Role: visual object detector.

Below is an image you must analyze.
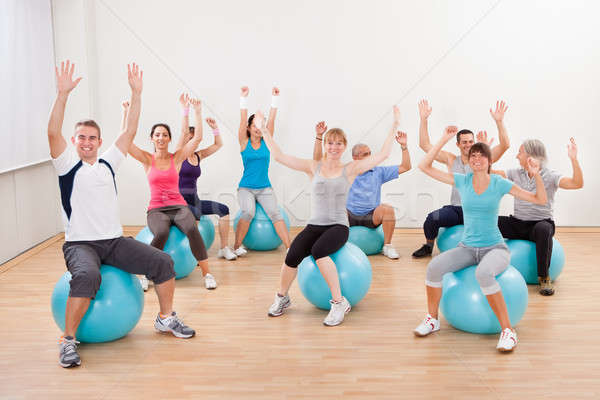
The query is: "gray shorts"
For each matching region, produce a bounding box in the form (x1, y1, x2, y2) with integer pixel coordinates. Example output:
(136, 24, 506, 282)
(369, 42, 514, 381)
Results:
(62, 236, 175, 298)
(237, 187, 282, 222)
(347, 209, 378, 229)
(425, 242, 510, 295)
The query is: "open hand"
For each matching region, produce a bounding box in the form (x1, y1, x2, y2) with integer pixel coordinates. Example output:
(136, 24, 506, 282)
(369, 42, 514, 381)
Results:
(55, 60, 82, 94)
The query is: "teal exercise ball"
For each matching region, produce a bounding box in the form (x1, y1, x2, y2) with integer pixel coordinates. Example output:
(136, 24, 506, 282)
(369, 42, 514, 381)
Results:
(506, 239, 565, 284)
(233, 203, 290, 251)
(437, 225, 464, 252)
(348, 225, 385, 255)
(51, 265, 144, 343)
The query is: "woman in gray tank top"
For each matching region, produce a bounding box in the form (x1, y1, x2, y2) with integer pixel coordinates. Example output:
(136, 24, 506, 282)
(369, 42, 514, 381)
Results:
(493, 138, 584, 295)
(254, 107, 404, 327)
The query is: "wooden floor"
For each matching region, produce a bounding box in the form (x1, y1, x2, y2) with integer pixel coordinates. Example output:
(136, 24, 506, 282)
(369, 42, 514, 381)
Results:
(1, 227, 599, 399)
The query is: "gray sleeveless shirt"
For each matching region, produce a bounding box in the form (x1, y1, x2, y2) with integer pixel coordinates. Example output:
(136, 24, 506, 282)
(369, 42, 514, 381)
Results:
(450, 156, 472, 206)
(308, 163, 352, 226)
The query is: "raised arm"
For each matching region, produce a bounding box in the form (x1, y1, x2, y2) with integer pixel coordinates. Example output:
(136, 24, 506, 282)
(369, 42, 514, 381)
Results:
(175, 93, 191, 151)
(199, 118, 224, 159)
(266, 87, 279, 135)
(115, 63, 143, 155)
(396, 132, 412, 174)
(489, 100, 510, 162)
(313, 121, 326, 161)
(120, 100, 129, 132)
(509, 158, 547, 205)
(417, 99, 453, 165)
(48, 60, 82, 158)
(238, 86, 249, 147)
(255, 111, 314, 175)
(559, 137, 584, 189)
(418, 126, 458, 185)
(174, 98, 203, 164)
(348, 106, 400, 179)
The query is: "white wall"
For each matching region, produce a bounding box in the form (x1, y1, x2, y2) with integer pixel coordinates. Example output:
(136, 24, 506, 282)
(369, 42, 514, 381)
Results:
(47, 0, 599, 229)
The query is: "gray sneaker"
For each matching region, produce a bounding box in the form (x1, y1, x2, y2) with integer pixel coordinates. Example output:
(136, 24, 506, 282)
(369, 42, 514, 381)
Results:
(268, 293, 291, 317)
(59, 336, 81, 368)
(323, 297, 351, 326)
(154, 311, 195, 338)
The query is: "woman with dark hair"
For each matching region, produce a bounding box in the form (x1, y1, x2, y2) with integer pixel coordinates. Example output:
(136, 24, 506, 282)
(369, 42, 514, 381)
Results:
(262, 106, 403, 326)
(414, 126, 547, 352)
(493, 138, 583, 295)
(233, 86, 290, 256)
(124, 95, 217, 290)
(175, 96, 236, 261)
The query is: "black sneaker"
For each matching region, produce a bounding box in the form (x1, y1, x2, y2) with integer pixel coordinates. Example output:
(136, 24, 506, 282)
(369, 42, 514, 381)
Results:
(59, 336, 81, 368)
(412, 244, 433, 258)
(538, 277, 555, 296)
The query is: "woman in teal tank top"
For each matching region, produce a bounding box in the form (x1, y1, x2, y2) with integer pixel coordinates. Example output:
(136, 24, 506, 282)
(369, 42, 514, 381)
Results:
(414, 125, 548, 353)
(233, 86, 291, 256)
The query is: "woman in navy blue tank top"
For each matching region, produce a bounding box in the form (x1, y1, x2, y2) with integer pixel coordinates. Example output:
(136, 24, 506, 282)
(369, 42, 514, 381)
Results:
(177, 113, 237, 261)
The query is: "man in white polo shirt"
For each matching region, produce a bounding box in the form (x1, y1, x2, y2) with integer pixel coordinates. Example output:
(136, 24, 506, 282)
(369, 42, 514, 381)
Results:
(49, 60, 195, 368)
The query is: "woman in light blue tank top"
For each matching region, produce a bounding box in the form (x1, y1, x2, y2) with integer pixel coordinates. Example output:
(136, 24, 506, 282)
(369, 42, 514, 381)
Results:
(257, 107, 403, 327)
(414, 125, 548, 353)
(233, 86, 290, 257)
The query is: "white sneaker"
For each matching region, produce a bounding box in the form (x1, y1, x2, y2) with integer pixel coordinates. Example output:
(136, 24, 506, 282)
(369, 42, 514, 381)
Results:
(323, 297, 351, 326)
(204, 273, 217, 290)
(218, 246, 237, 260)
(234, 245, 248, 257)
(382, 244, 399, 259)
(414, 314, 440, 337)
(496, 328, 518, 352)
(268, 293, 291, 317)
(139, 276, 149, 292)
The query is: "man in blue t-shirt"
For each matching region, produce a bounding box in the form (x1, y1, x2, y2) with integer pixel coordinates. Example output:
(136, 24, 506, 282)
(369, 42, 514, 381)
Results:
(313, 127, 411, 258)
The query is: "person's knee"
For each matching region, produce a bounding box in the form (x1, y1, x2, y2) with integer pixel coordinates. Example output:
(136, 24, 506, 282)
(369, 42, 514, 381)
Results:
(239, 206, 255, 221)
(475, 265, 495, 287)
(425, 259, 444, 283)
(220, 204, 230, 217)
(532, 222, 553, 239)
(265, 206, 282, 222)
(148, 251, 175, 284)
(69, 267, 101, 297)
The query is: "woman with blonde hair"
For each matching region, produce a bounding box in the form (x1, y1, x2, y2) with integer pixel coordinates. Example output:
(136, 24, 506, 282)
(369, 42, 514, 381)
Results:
(261, 107, 405, 326)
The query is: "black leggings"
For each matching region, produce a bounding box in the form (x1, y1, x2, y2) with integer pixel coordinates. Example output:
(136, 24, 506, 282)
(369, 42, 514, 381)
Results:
(498, 215, 555, 278)
(181, 193, 229, 219)
(285, 224, 349, 268)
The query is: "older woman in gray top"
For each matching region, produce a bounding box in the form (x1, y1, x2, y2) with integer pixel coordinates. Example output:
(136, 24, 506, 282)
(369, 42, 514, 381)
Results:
(495, 138, 583, 295)
(255, 107, 403, 326)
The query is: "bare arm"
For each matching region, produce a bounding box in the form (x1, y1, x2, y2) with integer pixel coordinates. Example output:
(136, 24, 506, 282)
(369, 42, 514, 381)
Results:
(417, 99, 453, 165)
(238, 86, 249, 147)
(255, 112, 314, 174)
(489, 100, 510, 162)
(348, 106, 400, 178)
(121, 100, 151, 166)
(396, 132, 411, 174)
(114, 63, 143, 155)
(199, 118, 223, 159)
(559, 138, 584, 189)
(418, 126, 458, 185)
(175, 93, 191, 152)
(313, 121, 326, 161)
(120, 101, 129, 132)
(174, 98, 203, 164)
(266, 87, 279, 135)
(509, 158, 547, 205)
(48, 60, 82, 158)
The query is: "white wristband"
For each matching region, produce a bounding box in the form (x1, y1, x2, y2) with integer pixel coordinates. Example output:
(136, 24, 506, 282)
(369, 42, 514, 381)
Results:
(240, 97, 248, 109)
(271, 95, 279, 109)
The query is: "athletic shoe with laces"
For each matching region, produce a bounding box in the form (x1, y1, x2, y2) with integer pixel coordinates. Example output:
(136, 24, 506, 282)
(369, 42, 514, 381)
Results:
(204, 273, 217, 290)
(382, 244, 400, 259)
(234, 245, 248, 257)
(59, 336, 81, 368)
(323, 297, 351, 326)
(139, 276, 149, 292)
(413, 314, 441, 337)
(268, 293, 291, 317)
(218, 246, 237, 260)
(154, 311, 195, 338)
(538, 276, 555, 296)
(496, 328, 518, 352)
(412, 243, 433, 258)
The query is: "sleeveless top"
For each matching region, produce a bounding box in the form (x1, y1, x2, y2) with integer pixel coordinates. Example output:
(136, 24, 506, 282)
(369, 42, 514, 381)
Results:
(179, 153, 201, 195)
(147, 154, 187, 210)
(308, 163, 352, 226)
(239, 138, 271, 189)
(450, 156, 472, 206)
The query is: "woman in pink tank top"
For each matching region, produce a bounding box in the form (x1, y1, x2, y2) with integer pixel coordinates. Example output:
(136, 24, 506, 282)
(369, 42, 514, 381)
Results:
(125, 95, 217, 290)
